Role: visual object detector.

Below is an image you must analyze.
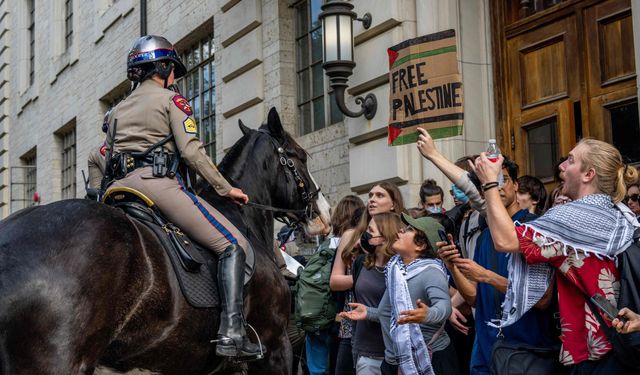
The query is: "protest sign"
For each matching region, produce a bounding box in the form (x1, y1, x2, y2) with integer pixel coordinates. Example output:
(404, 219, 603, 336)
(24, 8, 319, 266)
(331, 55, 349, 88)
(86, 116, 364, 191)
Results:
(388, 29, 463, 146)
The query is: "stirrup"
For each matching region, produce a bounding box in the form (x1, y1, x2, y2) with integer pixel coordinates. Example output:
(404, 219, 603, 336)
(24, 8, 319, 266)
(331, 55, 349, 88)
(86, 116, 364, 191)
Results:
(210, 323, 265, 361)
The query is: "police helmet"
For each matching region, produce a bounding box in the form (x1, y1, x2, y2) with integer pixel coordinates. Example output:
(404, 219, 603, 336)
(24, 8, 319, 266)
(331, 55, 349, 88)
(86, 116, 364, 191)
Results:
(126, 35, 187, 82)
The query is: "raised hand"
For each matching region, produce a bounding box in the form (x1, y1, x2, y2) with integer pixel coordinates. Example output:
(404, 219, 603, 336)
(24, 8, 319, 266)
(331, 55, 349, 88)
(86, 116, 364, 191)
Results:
(416, 128, 438, 159)
(474, 152, 504, 184)
(437, 233, 461, 269)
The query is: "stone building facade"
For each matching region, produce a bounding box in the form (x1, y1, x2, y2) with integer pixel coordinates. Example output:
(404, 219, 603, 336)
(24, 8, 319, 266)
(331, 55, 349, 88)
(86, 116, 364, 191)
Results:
(1, 0, 638, 219)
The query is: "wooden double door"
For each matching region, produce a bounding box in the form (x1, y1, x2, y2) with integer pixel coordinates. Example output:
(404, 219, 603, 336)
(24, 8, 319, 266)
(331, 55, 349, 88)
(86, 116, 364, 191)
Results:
(493, 0, 638, 182)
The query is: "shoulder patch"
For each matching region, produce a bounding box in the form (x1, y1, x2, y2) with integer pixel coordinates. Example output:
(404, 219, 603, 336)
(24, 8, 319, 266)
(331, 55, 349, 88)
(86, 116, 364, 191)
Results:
(100, 142, 107, 157)
(172, 95, 193, 116)
(183, 117, 197, 134)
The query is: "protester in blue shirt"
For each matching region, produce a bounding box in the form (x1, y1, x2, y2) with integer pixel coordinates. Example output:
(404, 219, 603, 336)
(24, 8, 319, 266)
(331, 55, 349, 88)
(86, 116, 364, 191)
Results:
(436, 159, 557, 375)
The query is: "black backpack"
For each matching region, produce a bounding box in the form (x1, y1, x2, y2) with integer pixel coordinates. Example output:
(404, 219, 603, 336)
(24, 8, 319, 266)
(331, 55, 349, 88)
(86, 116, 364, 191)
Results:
(614, 233, 640, 352)
(585, 230, 640, 370)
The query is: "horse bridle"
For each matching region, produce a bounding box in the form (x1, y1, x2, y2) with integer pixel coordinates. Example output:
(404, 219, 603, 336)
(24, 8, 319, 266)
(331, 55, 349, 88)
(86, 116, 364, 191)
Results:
(245, 129, 321, 231)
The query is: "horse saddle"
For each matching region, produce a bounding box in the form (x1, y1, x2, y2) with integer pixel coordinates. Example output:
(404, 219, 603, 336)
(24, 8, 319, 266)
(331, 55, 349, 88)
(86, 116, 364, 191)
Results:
(102, 187, 255, 309)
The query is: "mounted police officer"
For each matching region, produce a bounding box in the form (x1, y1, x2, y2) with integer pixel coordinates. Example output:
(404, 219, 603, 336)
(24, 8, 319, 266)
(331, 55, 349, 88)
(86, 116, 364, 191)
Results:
(104, 35, 263, 359)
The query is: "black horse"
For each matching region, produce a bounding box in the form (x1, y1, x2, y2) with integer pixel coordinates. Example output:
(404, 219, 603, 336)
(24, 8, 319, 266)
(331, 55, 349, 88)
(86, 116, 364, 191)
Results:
(0, 108, 331, 375)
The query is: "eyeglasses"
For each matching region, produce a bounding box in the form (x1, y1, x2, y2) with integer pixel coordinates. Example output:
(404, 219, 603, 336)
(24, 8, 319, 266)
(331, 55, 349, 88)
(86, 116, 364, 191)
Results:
(625, 194, 639, 203)
(400, 225, 415, 233)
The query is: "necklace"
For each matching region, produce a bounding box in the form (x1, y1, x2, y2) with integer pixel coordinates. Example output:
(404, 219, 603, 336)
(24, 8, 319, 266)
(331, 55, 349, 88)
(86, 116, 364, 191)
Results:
(374, 265, 385, 274)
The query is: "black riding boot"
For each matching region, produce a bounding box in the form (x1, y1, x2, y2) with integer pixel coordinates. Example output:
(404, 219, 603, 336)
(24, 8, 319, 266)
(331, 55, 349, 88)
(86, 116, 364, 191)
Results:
(215, 244, 264, 358)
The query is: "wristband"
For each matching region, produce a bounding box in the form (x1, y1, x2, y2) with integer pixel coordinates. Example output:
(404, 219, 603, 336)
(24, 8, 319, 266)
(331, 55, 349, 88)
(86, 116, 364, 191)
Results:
(481, 182, 499, 192)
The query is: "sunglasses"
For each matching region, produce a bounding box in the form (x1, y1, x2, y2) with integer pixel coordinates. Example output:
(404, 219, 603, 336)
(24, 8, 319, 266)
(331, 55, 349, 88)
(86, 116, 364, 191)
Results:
(625, 194, 640, 203)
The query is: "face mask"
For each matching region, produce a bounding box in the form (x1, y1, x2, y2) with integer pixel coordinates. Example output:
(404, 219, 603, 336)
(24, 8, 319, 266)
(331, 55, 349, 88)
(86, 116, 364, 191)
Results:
(451, 185, 469, 204)
(359, 232, 377, 254)
(426, 206, 442, 214)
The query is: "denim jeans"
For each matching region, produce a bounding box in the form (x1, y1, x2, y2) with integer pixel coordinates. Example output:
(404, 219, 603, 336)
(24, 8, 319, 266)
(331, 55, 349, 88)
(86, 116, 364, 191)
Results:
(305, 329, 331, 375)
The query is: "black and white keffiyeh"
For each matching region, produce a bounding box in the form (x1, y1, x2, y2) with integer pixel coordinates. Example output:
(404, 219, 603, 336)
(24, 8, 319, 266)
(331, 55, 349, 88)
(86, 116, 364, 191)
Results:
(523, 194, 638, 259)
(492, 194, 639, 329)
(388, 255, 445, 375)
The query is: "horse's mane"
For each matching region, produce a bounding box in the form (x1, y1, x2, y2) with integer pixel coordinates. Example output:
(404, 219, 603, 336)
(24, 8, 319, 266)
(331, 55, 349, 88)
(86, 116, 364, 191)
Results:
(194, 119, 307, 248)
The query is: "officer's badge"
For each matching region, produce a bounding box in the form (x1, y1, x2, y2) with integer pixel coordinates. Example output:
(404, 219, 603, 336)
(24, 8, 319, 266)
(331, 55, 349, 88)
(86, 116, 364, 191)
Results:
(183, 117, 197, 134)
(172, 95, 193, 115)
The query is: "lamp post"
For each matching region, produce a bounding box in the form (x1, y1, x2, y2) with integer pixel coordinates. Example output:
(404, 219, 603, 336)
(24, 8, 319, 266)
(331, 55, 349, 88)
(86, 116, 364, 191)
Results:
(319, 1, 376, 120)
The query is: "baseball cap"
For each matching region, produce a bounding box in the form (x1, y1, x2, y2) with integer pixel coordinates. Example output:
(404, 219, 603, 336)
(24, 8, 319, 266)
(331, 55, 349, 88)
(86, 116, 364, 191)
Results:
(400, 213, 444, 250)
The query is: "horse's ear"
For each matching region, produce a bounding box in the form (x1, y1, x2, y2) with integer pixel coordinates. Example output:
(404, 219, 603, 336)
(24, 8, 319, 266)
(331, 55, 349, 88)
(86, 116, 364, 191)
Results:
(238, 119, 252, 136)
(267, 107, 286, 141)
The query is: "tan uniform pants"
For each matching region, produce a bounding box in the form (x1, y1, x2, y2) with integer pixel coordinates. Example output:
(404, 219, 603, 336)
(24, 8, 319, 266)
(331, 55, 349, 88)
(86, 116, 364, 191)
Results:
(110, 167, 248, 255)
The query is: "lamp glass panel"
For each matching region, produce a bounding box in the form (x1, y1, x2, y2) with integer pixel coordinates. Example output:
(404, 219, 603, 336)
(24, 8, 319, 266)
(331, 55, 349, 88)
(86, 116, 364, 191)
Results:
(323, 15, 338, 62)
(338, 15, 352, 61)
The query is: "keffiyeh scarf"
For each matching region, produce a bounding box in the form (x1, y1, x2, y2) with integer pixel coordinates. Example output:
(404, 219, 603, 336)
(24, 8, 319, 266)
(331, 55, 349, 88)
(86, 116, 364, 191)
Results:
(524, 194, 638, 259)
(388, 255, 446, 375)
(492, 194, 639, 329)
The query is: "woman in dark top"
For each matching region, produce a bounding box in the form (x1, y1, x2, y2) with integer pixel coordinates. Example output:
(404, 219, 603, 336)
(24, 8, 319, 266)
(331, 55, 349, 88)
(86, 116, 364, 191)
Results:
(331, 183, 407, 375)
(351, 212, 402, 375)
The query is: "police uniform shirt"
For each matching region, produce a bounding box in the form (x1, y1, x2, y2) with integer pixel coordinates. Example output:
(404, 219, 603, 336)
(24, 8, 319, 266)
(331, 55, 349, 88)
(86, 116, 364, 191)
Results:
(107, 79, 232, 195)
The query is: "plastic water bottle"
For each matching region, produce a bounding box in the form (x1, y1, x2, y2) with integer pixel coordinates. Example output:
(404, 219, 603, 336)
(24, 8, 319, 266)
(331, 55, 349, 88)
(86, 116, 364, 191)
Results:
(487, 139, 504, 187)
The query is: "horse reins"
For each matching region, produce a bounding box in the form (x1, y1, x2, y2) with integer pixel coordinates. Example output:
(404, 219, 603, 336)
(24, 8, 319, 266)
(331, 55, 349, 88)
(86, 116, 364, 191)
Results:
(244, 129, 321, 232)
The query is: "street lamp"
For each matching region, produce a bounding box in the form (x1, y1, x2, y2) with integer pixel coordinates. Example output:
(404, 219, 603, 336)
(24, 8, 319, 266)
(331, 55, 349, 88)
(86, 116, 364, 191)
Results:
(319, 1, 377, 120)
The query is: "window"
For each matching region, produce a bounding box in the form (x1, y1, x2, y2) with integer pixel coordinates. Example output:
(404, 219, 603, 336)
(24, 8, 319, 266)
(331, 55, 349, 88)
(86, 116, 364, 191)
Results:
(64, 0, 73, 50)
(506, 0, 567, 24)
(177, 34, 216, 157)
(609, 100, 640, 164)
(60, 127, 76, 199)
(295, 0, 343, 135)
(23, 154, 36, 202)
(525, 117, 560, 181)
(28, 0, 35, 85)
(11, 150, 37, 212)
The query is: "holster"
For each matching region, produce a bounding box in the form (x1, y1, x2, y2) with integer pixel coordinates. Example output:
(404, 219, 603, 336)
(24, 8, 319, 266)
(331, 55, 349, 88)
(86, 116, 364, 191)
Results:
(108, 149, 180, 179)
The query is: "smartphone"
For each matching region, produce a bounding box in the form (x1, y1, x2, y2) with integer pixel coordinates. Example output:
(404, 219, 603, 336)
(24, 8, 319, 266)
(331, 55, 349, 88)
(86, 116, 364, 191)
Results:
(438, 228, 449, 243)
(590, 294, 619, 320)
(438, 228, 464, 258)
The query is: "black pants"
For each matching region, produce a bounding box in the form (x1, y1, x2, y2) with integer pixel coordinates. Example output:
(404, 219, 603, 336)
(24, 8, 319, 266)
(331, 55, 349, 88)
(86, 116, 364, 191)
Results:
(445, 316, 475, 375)
(335, 338, 355, 375)
(569, 352, 634, 375)
(380, 342, 461, 375)
(433, 342, 461, 375)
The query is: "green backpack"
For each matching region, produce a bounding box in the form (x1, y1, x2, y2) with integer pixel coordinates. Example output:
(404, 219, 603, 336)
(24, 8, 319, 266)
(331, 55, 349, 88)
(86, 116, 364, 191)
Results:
(294, 239, 337, 333)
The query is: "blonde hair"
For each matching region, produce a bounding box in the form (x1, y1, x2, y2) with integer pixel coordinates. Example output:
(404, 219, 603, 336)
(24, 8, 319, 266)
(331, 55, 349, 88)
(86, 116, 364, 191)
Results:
(363, 212, 403, 269)
(578, 138, 638, 203)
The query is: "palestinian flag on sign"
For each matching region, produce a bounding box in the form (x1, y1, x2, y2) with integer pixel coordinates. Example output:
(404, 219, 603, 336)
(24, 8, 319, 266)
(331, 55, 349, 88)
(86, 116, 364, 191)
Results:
(387, 29, 464, 146)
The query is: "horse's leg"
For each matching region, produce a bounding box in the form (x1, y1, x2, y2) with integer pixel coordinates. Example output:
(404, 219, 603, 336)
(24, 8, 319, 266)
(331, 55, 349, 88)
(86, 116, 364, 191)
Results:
(245, 270, 293, 375)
